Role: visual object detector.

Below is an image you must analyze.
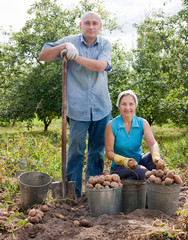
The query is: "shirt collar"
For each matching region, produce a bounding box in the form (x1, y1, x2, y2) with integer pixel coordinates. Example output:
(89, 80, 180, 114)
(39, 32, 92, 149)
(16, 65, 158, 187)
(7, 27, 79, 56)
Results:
(119, 115, 139, 129)
(81, 34, 99, 46)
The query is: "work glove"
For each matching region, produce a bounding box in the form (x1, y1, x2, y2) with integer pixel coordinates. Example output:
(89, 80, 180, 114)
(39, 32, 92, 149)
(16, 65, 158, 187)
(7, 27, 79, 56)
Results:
(66, 43, 79, 60)
(152, 151, 166, 169)
(113, 154, 138, 171)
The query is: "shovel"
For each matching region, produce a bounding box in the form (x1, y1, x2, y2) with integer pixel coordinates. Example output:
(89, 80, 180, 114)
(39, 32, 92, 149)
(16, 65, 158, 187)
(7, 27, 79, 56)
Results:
(51, 50, 75, 199)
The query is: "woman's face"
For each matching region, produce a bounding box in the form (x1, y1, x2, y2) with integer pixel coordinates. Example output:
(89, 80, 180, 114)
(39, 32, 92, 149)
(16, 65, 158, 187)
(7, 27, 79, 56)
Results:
(119, 95, 137, 118)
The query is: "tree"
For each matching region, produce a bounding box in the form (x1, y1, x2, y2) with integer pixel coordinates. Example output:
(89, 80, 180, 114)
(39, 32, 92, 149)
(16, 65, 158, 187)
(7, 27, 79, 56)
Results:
(0, 0, 122, 130)
(132, 1, 187, 125)
(108, 41, 134, 119)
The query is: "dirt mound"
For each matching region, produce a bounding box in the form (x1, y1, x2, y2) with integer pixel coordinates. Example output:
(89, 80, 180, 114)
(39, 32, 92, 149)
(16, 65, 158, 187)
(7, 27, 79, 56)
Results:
(0, 187, 187, 240)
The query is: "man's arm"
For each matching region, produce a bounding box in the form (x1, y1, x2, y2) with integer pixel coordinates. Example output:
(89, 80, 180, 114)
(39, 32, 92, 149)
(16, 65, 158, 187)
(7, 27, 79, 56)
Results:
(39, 43, 67, 62)
(75, 56, 108, 72)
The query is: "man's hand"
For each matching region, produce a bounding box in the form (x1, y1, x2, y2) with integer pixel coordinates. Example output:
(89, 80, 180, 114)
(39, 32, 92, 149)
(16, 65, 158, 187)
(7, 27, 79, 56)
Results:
(66, 43, 79, 60)
(152, 151, 166, 169)
(113, 154, 138, 170)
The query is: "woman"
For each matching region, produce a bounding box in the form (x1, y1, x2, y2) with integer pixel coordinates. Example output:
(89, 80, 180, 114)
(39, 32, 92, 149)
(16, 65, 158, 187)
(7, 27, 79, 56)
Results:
(105, 90, 165, 180)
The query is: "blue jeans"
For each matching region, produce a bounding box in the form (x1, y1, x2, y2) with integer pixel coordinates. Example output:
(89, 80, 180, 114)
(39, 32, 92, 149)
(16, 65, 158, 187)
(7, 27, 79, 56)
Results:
(110, 152, 163, 180)
(67, 114, 111, 197)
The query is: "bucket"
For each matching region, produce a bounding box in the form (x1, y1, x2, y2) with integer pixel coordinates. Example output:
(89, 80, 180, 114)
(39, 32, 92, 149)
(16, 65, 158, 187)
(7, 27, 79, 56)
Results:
(17, 158, 28, 177)
(146, 181, 182, 216)
(18, 171, 52, 209)
(86, 186, 122, 217)
(121, 180, 146, 214)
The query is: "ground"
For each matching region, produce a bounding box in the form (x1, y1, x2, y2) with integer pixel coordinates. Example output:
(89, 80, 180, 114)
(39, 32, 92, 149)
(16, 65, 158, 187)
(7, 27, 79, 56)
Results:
(0, 185, 187, 240)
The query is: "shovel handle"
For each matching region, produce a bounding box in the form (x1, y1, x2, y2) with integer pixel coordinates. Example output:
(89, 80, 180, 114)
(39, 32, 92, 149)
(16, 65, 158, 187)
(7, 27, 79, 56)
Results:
(61, 51, 68, 197)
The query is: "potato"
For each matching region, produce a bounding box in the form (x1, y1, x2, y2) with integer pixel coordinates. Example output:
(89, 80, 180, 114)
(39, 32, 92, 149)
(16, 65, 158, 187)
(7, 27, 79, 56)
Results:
(166, 170, 175, 179)
(148, 175, 156, 183)
(173, 175, 182, 184)
(110, 181, 119, 188)
(155, 177, 162, 184)
(156, 169, 164, 178)
(95, 183, 103, 189)
(104, 185, 110, 189)
(28, 209, 37, 217)
(96, 176, 105, 184)
(80, 218, 89, 226)
(85, 183, 93, 189)
(111, 174, 120, 182)
(26, 222, 33, 228)
(36, 209, 44, 218)
(165, 177, 173, 185)
(88, 176, 97, 185)
(73, 220, 80, 227)
(103, 181, 110, 187)
(145, 171, 151, 179)
(105, 174, 112, 182)
(29, 216, 40, 224)
(151, 169, 157, 176)
(35, 213, 42, 222)
(128, 160, 138, 169)
(164, 169, 170, 175)
(40, 205, 49, 212)
(156, 161, 165, 170)
(55, 213, 64, 219)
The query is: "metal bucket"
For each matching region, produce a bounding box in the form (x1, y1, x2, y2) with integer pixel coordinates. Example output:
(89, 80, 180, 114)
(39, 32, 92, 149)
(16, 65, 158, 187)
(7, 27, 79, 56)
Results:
(18, 171, 52, 210)
(86, 186, 122, 217)
(146, 181, 182, 216)
(121, 180, 146, 214)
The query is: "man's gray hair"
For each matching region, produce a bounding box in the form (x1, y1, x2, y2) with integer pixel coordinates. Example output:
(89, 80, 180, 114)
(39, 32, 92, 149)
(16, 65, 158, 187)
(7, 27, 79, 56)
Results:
(116, 90, 138, 108)
(81, 11, 101, 23)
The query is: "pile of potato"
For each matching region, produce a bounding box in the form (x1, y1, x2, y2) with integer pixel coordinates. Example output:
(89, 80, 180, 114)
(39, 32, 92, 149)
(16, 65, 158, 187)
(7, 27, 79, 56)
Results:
(145, 169, 182, 185)
(28, 205, 49, 224)
(86, 174, 122, 189)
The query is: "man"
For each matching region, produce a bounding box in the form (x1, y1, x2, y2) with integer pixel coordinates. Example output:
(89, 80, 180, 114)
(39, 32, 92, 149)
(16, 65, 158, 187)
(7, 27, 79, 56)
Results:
(39, 11, 112, 197)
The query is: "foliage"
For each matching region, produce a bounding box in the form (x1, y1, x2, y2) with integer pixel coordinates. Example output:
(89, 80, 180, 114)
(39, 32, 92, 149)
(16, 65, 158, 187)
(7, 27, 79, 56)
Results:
(0, 0, 122, 130)
(108, 41, 134, 118)
(132, 3, 188, 125)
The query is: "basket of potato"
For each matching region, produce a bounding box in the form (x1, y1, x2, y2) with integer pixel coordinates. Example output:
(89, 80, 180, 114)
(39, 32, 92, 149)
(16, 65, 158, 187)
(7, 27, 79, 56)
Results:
(145, 168, 183, 216)
(85, 174, 122, 217)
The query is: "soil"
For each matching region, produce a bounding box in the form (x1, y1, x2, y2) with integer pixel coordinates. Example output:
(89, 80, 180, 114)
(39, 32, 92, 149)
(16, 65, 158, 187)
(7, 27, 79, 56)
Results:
(0, 185, 187, 240)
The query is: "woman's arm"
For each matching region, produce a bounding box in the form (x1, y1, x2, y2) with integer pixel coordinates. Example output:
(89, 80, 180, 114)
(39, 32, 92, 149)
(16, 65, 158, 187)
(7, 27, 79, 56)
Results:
(143, 119, 160, 155)
(105, 122, 116, 160)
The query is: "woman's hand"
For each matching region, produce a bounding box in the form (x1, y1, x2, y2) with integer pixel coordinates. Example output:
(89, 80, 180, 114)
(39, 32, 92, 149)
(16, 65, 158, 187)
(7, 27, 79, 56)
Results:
(113, 154, 138, 170)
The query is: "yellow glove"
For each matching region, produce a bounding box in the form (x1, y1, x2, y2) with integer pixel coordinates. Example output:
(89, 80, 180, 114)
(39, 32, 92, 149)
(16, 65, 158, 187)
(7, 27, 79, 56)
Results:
(152, 151, 166, 169)
(113, 154, 138, 170)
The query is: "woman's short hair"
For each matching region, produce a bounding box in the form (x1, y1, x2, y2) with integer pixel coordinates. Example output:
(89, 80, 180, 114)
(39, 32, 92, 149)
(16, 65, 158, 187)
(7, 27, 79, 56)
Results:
(116, 90, 138, 108)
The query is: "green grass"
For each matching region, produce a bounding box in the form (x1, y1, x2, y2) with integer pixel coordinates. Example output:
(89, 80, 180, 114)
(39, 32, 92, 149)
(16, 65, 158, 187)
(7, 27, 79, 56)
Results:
(0, 119, 187, 207)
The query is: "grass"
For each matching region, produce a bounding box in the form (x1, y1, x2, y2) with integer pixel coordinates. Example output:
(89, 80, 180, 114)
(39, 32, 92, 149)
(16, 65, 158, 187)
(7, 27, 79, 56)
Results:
(0, 119, 187, 208)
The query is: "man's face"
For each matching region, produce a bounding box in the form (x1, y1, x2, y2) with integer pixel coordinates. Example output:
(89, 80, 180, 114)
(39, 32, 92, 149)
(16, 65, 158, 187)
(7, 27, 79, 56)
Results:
(80, 13, 102, 41)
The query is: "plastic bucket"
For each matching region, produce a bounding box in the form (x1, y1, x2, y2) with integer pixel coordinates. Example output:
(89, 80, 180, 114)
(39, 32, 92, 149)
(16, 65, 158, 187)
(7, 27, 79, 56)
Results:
(121, 180, 146, 214)
(86, 186, 122, 217)
(18, 171, 52, 209)
(146, 181, 182, 216)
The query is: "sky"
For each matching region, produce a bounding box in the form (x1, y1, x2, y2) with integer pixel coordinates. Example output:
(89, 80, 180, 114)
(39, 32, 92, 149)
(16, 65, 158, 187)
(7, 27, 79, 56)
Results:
(0, 0, 183, 50)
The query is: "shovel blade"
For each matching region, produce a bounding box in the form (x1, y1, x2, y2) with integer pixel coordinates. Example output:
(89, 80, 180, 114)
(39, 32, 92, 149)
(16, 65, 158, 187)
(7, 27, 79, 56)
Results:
(51, 181, 75, 199)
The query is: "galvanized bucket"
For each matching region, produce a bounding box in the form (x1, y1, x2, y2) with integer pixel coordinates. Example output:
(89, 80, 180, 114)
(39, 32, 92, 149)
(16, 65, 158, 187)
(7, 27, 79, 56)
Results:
(121, 180, 146, 214)
(146, 181, 182, 216)
(18, 171, 52, 210)
(86, 186, 122, 217)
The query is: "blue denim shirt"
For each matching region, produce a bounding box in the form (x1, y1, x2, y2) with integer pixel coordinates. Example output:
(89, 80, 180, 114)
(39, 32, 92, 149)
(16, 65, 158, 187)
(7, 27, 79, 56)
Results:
(110, 115, 144, 168)
(42, 34, 112, 121)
